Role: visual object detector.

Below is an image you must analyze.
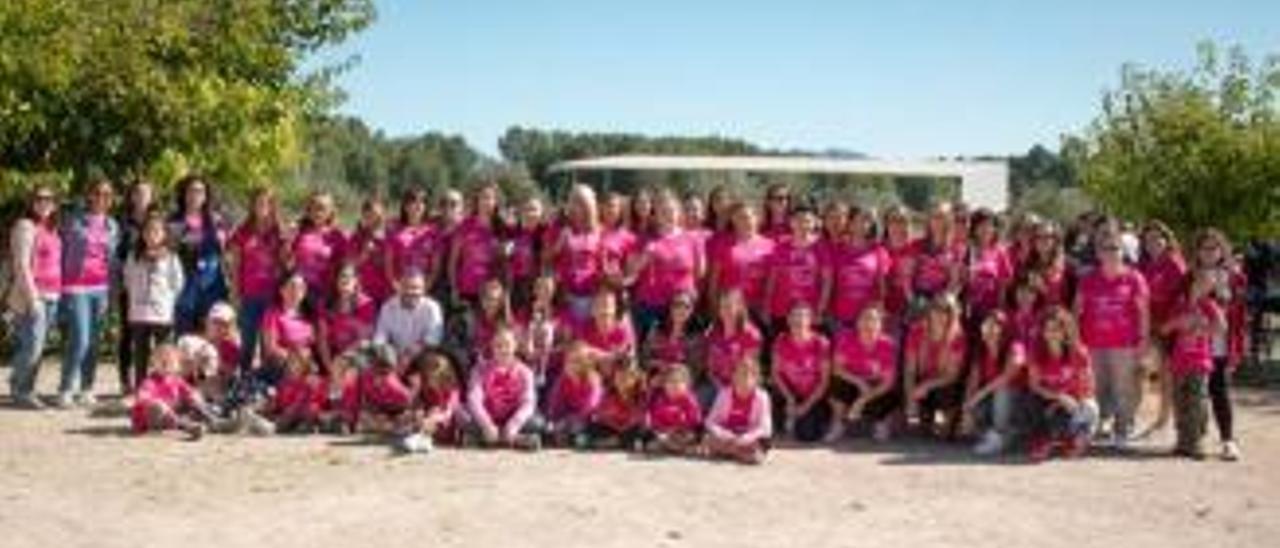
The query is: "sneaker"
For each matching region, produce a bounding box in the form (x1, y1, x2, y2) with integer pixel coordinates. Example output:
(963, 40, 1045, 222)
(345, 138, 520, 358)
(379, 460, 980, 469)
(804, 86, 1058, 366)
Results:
(1221, 441, 1241, 462)
(972, 431, 1005, 456)
(872, 420, 892, 443)
(1110, 430, 1130, 451)
(54, 392, 77, 409)
(183, 422, 207, 441)
(239, 409, 276, 436)
(76, 392, 98, 407)
(514, 433, 542, 452)
(396, 433, 432, 454)
(1028, 437, 1053, 462)
(13, 394, 46, 410)
(823, 421, 847, 444)
(572, 432, 591, 450)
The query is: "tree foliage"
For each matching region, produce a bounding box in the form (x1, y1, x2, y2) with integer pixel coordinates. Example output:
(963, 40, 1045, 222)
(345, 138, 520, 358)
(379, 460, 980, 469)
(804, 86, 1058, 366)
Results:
(0, 0, 375, 198)
(1071, 42, 1280, 240)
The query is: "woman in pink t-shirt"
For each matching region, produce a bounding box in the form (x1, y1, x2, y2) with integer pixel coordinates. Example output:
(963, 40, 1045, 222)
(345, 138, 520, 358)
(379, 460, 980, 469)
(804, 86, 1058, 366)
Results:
(762, 205, 830, 332)
(289, 192, 347, 305)
(769, 304, 832, 443)
(707, 202, 775, 316)
(760, 183, 792, 241)
(346, 198, 392, 305)
(318, 265, 377, 374)
(259, 273, 317, 388)
(640, 291, 700, 378)
(1026, 307, 1098, 461)
(597, 192, 640, 291)
(881, 205, 918, 330)
(912, 203, 964, 306)
(628, 187, 654, 239)
(625, 190, 704, 337)
(506, 196, 547, 313)
(386, 189, 439, 290)
(226, 188, 286, 371)
(963, 311, 1031, 456)
(703, 289, 764, 397)
(828, 306, 900, 442)
(548, 185, 604, 324)
(1023, 221, 1072, 308)
(6, 185, 63, 408)
(448, 183, 502, 305)
(827, 204, 891, 329)
(1073, 232, 1149, 446)
(904, 296, 967, 438)
(964, 208, 1014, 323)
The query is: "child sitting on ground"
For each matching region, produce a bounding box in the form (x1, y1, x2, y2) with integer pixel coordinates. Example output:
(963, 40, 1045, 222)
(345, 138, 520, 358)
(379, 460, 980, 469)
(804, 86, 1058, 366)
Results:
(130, 344, 219, 441)
(270, 353, 326, 434)
(585, 360, 648, 451)
(546, 341, 603, 447)
(645, 364, 703, 455)
(466, 327, 541, 450)
(705, 358, 773, 465)
(396, 351, 464, 454)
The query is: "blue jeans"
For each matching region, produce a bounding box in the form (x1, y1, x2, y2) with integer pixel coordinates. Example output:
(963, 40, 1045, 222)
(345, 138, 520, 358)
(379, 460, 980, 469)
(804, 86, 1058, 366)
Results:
(238, 296, 271, 372)
(60, 289, 109, 395)
(8, 297, 59, 398)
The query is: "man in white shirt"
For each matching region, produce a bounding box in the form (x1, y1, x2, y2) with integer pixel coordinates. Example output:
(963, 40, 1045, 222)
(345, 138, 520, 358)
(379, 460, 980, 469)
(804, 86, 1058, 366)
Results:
(373, 271, 443, 364)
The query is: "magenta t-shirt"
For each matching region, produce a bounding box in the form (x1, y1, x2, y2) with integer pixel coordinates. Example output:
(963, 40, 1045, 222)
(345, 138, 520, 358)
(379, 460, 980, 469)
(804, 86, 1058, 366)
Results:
(292, 226, 346, 298)
(772, 332, 829, 401)
(555, 228, 603, 296)
(1077, 268, 1149, 350)
(478, 361, 529, 424)
(766, 238, 827, 319)
(65, 214, 111, 291)
(966, 244, 1014, 315)
(600, 227, 640, 271)
(387, 223, 437, 279)
(648, 390, 702, 433)
(576, 319, 635, 358)
(829, 242, 891, 323)
(906, 323, 966, 380)
(833, 331, 897, 382)
(32, 223, 62, 296)
(549, 372, 600, 420)
(228, 224, 282, 301)
(1139, 252, 1188, 326)
(508, 226, 541, 281)
(705, 323, 764, 387)
(1169, 297, 1221, 377)
(634, 229, 701, 307)
(262, 307, 316, 354)
(323, 295, 377, 357)
(713, 234, 776, 308)
(348, 228, 392, 304)
(913, 243, 961, 296)
(453, 217, 499, 296)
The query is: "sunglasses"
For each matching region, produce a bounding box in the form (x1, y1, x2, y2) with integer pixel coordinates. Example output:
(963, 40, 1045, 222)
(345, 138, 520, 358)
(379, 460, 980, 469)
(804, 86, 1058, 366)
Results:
(34, 194, 55, 202)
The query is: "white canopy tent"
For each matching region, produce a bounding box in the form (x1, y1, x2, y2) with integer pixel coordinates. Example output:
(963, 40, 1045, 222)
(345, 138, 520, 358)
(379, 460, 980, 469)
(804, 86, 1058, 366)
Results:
(548, 155, 1010, 211)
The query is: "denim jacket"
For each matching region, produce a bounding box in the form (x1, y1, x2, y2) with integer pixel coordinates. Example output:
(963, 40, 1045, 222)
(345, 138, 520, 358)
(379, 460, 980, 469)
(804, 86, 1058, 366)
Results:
(61, 209, 121, 289)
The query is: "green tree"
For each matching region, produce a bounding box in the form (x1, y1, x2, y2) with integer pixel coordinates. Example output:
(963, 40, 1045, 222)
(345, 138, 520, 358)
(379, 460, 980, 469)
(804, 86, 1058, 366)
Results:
(1071, 42, 1280, 240)
(0, 0, 375, 198)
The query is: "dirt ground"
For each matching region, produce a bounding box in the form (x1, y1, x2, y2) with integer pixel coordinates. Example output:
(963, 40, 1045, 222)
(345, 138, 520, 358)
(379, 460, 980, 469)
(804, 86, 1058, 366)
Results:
(2, 365, 1278, 548)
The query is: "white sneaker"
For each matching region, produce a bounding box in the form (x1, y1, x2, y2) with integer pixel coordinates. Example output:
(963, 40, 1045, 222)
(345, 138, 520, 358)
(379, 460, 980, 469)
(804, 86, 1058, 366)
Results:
(1111, 431, 1130, 451)
(1221, 441, 1241, 462)
(76, 393, 98, 407)
(972, 431, 1005, 456)
(54, 392, 77, 409)
(397, 433, 433, 454)
(238, 409, 276, 436)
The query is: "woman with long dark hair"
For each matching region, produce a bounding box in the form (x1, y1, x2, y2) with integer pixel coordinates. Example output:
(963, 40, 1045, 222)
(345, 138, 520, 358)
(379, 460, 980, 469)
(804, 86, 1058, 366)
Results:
(167, 174, 229, 334)
(6, 185, 63, 409)
(57, 178, 120, 407)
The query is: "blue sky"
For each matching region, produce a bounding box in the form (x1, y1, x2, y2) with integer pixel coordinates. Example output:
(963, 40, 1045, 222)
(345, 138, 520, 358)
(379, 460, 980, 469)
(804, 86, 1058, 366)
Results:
(316, 0, 1279, 157)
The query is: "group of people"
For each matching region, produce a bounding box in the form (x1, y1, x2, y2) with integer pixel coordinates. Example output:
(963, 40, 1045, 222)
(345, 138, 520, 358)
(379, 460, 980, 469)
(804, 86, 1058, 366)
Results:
(3, 175, 1250, 463)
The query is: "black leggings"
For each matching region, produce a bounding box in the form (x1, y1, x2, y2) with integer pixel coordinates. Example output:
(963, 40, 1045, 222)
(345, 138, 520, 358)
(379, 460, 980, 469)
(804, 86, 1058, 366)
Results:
(1209, 357, 1235, 442)
(127, 323, 173, 393)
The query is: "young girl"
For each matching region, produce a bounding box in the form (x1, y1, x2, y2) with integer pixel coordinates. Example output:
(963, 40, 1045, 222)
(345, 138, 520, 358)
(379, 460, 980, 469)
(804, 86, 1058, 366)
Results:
(904, 296, 967, 438)
(575, 290, 636, 377)
(763, 205, 829, 335)
(226, 187, 285, 370)
(827, 205, 891, 329)
(506, 196, 547, 311)
(397, 351, 463, 453)
(130, 344, 217, 440)
(386, 189, 439, 292)
(640, 291, 701, 378)
(289, 191, 347, 305)
(645, 364, 704, 455)
(546, 342, 603, 447)
(598, 192, 640, 292)
(1191, 228, 1247, 461)
(828, 306, 900, 442)
(1027, 307, 1098, 461)
(964, 312, 1030, 456)
(1161, 269, 1225, 459)
(704, 290, 764, 402)
(347, 198, 393, 305)
(178, 303, 240, 408)
(318, 264, 378, 373)
(270, 353, 326, 434)
(466, 327, 541, 450)
(464, 279, 517, 366)
(770, 304, 832, 443)
(521, 275, 566, 392)
(705, 359, 774, 465)
(586, 363, 648, 450)
(123, 213, 186, 396)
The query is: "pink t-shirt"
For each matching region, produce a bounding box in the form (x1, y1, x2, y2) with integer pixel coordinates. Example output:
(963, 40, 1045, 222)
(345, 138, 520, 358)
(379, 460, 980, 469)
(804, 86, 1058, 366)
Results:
(363, 370, 413, 411)
(262, 307, 316, 355)
(1077, 268, 1149, 350)
(634, 229, 702, 307)
(884, 240, 919, 318)
(975, 340, 1027, 386)
(648, 390, 703, 433)
(966, 244, 1013, 315)
(600, 226, 640, 272)
(1168, 297, 1222, 377)
(272, 374, 324, 418)
(772, 332, 830, 401)
(593, 388, 645, 432)
(712, 234, 775, 307)
(65, 214, 111, 291)
(387, 223, 437, 279)
(1139, 252, 1188, 327)
(719, 389, 762, 435)
(32, 223, 63, 296)
(913, 241, 961, 296)
(705, 323, 763, 387)
(576, 319, 636, 360)
(214, 337, 242, 376)
(833, 331, 897, 382)
(323, 295, 378, 357)
(227, 224, 282, 301)
(905, 322, 966, 381)
(508, 226, 542, 282)
(130, 373, 196, 432)
(766, 237, 827, 319)
(453, 217, 499, 296)
(347, 227, 392, 303)
(1031, 344, 1092, 398)
(478, 362, 531, 424)
(292, 226, 347, 298)
(556, 227, 603, 296)
(829, 242, 892, 323)
(548, 372, 601, 420)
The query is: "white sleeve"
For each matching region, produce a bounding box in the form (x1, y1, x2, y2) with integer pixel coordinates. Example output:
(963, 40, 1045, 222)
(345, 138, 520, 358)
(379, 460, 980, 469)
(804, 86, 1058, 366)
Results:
(424, 299, 444, 347)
